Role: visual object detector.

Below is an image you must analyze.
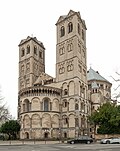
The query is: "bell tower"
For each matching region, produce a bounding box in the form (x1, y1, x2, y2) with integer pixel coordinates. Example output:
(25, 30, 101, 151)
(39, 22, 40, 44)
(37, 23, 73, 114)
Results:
(55, 10, 89, 137)
(18, 36, 45, 91)
(56, 10, 87, 83)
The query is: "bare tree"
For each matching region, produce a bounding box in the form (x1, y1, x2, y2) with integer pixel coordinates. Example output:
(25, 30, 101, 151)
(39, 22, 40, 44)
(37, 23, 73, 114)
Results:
(110, 72, 120, 101)
(0, 90, 11, 126)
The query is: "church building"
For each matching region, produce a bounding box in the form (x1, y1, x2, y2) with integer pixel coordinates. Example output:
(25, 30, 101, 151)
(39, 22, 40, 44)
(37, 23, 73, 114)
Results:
(18, 10, 112, 139)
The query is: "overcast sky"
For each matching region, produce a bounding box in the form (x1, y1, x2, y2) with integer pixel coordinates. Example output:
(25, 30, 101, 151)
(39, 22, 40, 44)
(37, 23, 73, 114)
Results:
(0, 0, 120, 119)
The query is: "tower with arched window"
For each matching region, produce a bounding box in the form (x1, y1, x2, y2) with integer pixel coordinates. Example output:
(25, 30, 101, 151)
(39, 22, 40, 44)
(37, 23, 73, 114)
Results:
(18, 36, 45, 91)
(56, 10, 87, 82)
(55, 10, 89, 137)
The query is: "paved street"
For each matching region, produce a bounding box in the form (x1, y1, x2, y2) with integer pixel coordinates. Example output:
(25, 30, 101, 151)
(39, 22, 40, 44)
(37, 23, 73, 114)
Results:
(0, 143, 120, 151)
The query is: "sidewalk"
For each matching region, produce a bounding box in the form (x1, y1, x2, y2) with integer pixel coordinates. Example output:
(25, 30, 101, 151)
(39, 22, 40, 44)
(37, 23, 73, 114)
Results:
(0, 140, 100, 146)
(0, 140, 63, 145)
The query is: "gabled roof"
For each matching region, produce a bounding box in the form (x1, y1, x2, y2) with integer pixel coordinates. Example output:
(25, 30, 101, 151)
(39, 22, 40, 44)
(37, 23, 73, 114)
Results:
(34, 72, 54, 85)
(56, 9, 87, 29)
(87, 67, 110, 83)
(18, 36, 45, 49)
(67, 10, 76, 17)
(56, 15, 67, 24)
(56, 10, 75, 25)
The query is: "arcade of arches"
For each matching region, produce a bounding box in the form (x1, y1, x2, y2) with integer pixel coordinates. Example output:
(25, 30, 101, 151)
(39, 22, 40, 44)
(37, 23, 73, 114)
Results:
(21, 112, 87, 139)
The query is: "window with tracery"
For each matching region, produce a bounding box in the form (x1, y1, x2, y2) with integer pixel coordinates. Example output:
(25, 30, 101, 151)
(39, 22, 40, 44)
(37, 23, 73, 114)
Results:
(68, 22, 73, 33)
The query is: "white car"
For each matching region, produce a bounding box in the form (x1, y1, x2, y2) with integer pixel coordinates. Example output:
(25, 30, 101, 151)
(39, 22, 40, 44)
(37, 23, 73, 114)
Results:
(100, 137, 120, 144)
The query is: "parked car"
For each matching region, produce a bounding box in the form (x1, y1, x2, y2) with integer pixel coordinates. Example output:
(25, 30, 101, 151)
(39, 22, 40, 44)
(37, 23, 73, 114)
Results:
(100, 137, 120, 144)
(67, 136, 93, 144)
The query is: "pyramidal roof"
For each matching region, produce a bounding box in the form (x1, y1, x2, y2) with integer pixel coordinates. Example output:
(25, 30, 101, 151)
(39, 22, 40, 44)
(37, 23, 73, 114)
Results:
(87, 67, 110, 83)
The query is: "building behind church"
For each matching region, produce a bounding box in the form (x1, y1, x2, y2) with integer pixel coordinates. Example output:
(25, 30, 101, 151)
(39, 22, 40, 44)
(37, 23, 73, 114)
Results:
(18, 10, 112, 139)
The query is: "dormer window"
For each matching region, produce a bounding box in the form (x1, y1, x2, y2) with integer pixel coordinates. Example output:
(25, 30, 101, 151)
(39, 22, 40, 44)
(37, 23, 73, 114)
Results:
(68, 22, 73, 33)
(60, 26, 65, 37)
(27, 45, 30, 54)
(21, 48, 25, 57)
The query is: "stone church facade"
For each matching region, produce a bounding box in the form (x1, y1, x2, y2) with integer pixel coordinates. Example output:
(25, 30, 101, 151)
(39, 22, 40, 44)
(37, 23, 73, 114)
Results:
(18, 10, 112, 139)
